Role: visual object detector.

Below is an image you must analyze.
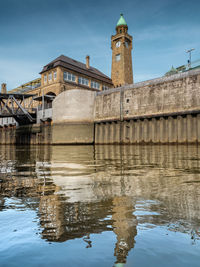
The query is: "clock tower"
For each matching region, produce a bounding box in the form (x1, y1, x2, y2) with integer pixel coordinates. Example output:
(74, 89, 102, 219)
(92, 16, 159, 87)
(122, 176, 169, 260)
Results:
(111, 14, 133, 87)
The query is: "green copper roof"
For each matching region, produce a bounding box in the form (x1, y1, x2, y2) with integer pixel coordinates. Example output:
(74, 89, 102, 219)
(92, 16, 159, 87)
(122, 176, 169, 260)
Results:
(116, 14, 127, 27)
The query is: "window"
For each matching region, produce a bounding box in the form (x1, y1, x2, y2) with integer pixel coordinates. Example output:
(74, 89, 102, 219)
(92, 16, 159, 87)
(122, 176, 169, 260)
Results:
(54, 71, 57, 80)
(78, 77, 89, 86)
(91, 81, 100, 89)
(115, 54, 120, 61)
(48, 73, 52, 81)
(63, 71, 76, 82)
(102, 85, 109, 91)
(44, 75, 47, 84)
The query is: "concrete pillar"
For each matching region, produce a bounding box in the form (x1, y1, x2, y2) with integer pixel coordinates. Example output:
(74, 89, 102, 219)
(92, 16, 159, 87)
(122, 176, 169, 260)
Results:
(0, 128, 2, 144)
(129, 120, 134, 143)
(168, 116, 173, 143)
(192, 115, 197, 143)
(155, 118, 160, 143)
(98, 123, 104, 144)
(120, 121, 125, 143)
(143, 119, 148, 143)
(107, 123, 111, 144)
(115, 121, 120, 144)
(160, 117, 166, 144)
(131, 120, 137, 143)
(135, 120, 140, 143)
(5, 127, 9, 145)
(112, 122, 116, 143)
(152, 118, 157, 143)
(106, 122, 111, 144)
(187, 115, 197, 143)
(168, 116, 177, 143)
(197, 114, 200, 144)
(96, 123, 100, 144)
(123, 121, 130, 144)
(10, 127, 16, 145)
(139, 120, 144, 143)
(110, 122, 115, 144)
(187, 115, 192, 143)
(148, 119, 153, 143)
(100, 123, 105, 144)
(177, 115, 187, 143)
(104, 123, 109, 144)
(101, 123, 105, 144)
(95, 124, 99, 144)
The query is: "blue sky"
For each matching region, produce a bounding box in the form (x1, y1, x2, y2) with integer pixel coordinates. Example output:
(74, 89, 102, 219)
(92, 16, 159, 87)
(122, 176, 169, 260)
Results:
(0, 0, 200, 90)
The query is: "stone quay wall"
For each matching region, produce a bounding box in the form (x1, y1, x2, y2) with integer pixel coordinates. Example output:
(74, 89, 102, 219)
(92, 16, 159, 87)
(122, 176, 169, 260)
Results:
(0, 69, 200, 145)
(95, 69, 200, 144)
(0, 122, 52, 145)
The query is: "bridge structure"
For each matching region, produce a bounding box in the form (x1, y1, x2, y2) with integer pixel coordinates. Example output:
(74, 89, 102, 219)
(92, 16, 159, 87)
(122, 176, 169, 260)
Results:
(0, 93, 37, 125)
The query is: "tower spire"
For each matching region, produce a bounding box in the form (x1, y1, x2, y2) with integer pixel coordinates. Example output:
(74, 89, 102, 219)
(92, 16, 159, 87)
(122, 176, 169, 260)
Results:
(111, 14, 133, 87)
(116, 14, 127, 27)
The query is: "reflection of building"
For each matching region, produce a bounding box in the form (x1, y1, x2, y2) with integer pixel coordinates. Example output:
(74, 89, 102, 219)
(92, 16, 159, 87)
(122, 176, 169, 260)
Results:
(1, 145, 200, 264)
(112, 196, 137, 265)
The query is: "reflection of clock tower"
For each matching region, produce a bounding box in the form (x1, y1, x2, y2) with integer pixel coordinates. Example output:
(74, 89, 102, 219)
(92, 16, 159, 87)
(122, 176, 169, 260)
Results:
(111, 14, 133, 87)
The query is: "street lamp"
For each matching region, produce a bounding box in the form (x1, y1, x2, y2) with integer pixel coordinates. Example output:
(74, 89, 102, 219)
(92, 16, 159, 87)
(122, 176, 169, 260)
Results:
(186, 48, 195, 69)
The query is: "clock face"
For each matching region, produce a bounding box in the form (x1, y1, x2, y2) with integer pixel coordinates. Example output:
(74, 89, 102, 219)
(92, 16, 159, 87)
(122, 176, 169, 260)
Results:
(116, 41, 121, 48)
(125, 41, 129, 48)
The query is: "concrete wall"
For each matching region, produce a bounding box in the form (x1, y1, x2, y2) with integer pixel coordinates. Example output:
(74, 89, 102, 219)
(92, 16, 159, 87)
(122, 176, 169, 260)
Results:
(95, 69, 200, 122)
(52, 89, 95, 144)
(94, 69, 200, 144)
(53, 89, 95, 123)
(95, 114, 200, 144)
(0, 122, 52, 145)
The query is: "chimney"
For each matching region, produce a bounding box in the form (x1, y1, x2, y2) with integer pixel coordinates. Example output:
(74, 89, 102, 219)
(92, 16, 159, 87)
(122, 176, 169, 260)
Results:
(1, 83, 7, 94)
(86, 55, 90, 69)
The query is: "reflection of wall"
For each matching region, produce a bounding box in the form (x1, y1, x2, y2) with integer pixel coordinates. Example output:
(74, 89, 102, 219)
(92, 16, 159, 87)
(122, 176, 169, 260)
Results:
(49, 145, 200, 223)
(94, 145, 200, 223)
(1, 144, 200, 264)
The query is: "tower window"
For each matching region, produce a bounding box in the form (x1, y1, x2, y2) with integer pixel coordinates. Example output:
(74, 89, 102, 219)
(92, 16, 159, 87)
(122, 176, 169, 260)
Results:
(115, 54, 121, 61)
